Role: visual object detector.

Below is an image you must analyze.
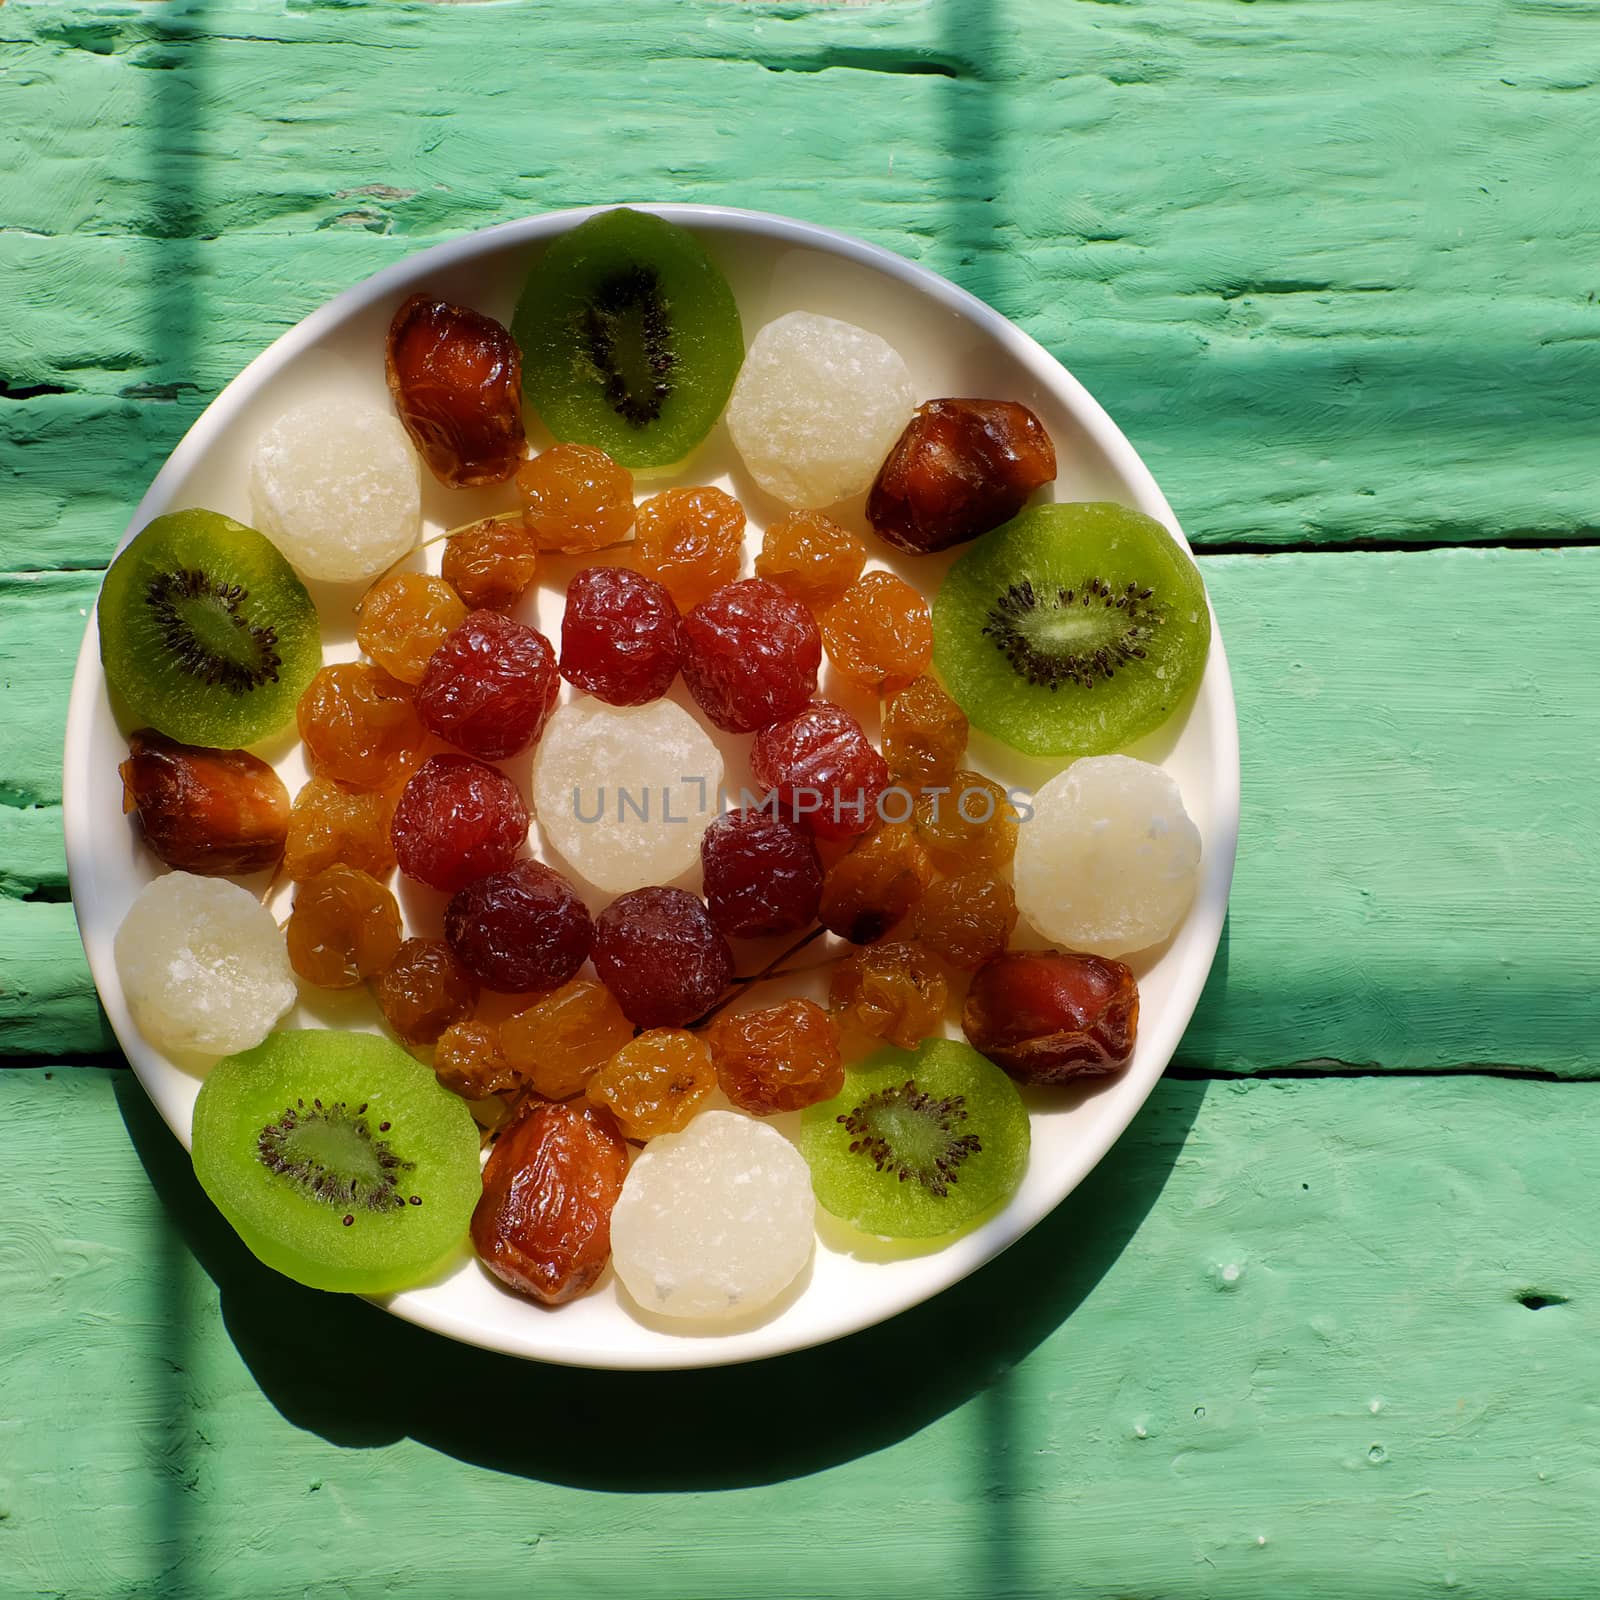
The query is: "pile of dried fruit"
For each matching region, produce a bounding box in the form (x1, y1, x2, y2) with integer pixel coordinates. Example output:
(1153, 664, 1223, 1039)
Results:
(100, 207, 1210, 1328)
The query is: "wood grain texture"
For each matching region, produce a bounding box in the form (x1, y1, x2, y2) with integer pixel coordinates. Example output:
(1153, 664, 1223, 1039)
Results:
(3, 1066, 1597, 1598)
(2, 0, 1598, 558)
(7, 550, 1595, 1070)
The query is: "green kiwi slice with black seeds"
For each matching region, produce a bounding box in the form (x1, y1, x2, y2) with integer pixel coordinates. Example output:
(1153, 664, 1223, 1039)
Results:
(932, 501, 1211, 758)
(191, 1030, 481, 1295)
(98, 509, 321, 747)
(514, 207, 744, 469)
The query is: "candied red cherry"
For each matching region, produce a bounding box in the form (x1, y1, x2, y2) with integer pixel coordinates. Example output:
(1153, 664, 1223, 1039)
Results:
(700, 808, 824, 939)
(560, 566, 684, 706)
(415, 609, 559, 760)
(444, 860, 592, 994)
(962, 949, 1139, 1084)
(679, 578, 820, 734)
(751, 701, 890, 842)
(592, 887, 734, 1028)
(386, 294, 525, 488)
(391, 754, 528, 894)
(867, 398, 1057, 554)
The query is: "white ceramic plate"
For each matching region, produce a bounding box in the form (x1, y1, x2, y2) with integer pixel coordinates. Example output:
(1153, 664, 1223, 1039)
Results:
(64, 204, 1239, 1370)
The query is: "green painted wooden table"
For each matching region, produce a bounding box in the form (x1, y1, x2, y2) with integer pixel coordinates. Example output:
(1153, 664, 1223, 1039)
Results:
(3, 1, 1598, 1594)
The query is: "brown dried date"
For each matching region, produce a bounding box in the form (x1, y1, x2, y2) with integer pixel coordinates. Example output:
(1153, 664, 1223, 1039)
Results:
(119, 728, 289, 875)
(385, 294, 525, 488)
(867, 398, 1057, 554)
(962, 949, 1138, 1085)
(471, 1100, 629, 1305)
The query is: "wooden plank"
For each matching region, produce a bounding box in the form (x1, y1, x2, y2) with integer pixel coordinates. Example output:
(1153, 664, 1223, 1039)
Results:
(3, 1066, 1597, 1597)
(2, 0, 1598, 558)
(6, 547, 1597, 1068)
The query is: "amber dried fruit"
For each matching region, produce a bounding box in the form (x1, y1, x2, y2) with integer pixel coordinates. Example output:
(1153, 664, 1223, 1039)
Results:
(818, 824, 934, 944)
(963, 949, 1139, 1084)
(819, 570, 933, 691)
(355, 572, 467, 685)
(586, 1028, 716, 1141)
(434, 1019, 521, 1101)
(913, 769, 1018, 871)
(633, 485, 744, 610)
(297, 663, 426, 792)
(912, 872, 1018, 970)
(472, 1099, 629, 1305)
(754, 509, 866, 608)
(374, 937, 479, 1046)
(705, 999, 844, 1116)
(829, 939, 949, 1050)
(882, 675, 968, 790)
(867, 398, 1057, 554)
(284, 778, 396, 882)
(500, 977, 635, 1101)
(386, 294, 525, 488)
(441, 517, 540, 612)
(119, 729, 289, 876)
(517, 442, 636, 553)
(285, 865, 403, 989)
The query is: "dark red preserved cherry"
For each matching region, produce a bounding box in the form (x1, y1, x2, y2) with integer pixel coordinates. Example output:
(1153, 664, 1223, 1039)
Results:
(444, 859, 592, 994)
(867, 398, 1057, 554)
(592, 887, 734, 1028)
(679, 579, 821, 733)
(471, 1099, 629, 1304)
(962, 949, 1139, 1084)
(391, 754, 528, 894)
(700, 809, 824, 938)
(415, 610, 559, 760)
(386, 294, 525, 488)
(751, 701, 890, 841)
(560, 566, 683, 706)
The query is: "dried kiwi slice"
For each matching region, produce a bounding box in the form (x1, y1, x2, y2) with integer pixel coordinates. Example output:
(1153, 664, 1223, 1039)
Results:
(191, 1030, 481, 1294)
(98, 509, 321, 747)
(514, 208, 743, 469)
(800, 1038, 1029, 1239)
(932, 502, 1211, 758)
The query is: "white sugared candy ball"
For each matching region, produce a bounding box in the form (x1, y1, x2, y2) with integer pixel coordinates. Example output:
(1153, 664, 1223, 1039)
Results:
(114, 872, 296, 1058)
(531, 700, 723, 894)
(727, 312, 915, 508)
(1014, 755, 1202, 957)
(250, 400, 421, 583)
(611, 1111, 815, 1322)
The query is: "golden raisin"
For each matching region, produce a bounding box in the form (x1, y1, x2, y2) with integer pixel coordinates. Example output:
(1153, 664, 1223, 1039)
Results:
(882, 675, 968, 790)
(297, 663, 426, 792)
(819, 570, 932, 692)
(500, 977, 636, 1101)
(441, 516, 540, 611)
(283, 778, 396, 882)
(356, 572, 468, 685)
(754, 510, 866, 609)
(285, 866, 403, 989)
(830, 940, 949, 1049)
(586, 1028, 715, 1140)
(374, 937, 479, 1045)
(705, 999, 844, 1115)
(434, 1019, 521, 1100)
(818, 823, 935, 944)
(914, 770, 1018, 871)
(517, 442, 636, 553)
(912, 872, 1018, 969)
(633, 485, 744, 609)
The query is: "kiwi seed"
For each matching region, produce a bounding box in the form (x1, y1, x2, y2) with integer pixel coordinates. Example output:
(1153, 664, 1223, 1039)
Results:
(584, 264, 677, 427)
(982, 575, 1162, 693)
(838, 1079, 982, 1198)
(145, 566, 284, 695)
(255, 1096, 416, 1215)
